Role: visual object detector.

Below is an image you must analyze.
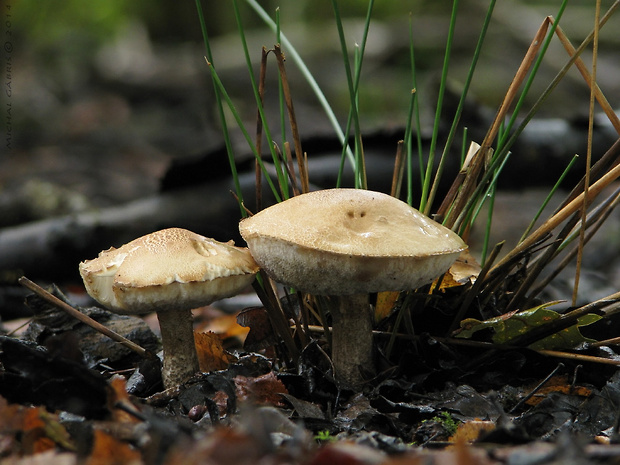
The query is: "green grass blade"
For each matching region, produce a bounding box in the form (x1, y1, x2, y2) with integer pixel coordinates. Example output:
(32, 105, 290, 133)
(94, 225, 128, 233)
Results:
(402, 14, 423, 206)
(232, 0, 289, 200)
(496, 0, 569, 153)
(195, 0, 245, 215)
(462, 152, 511, 237)
(419, 0, 460, 213)
(276, 8, 287, 147)
(519, 154, 580, 243)
(244, 0, 356, 170)
(461, 127, 468, 166)
(337, 0, 375, 188)
(495, 0, 615, 171)
(452, 0, 568, 231)
(331, 0, 367, 189)
(206, 58, 281, 203)
(425, 0, 496, 215)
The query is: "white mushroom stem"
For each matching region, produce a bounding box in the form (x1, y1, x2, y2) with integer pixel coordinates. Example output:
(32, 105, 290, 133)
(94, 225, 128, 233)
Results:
(156, 308, 200, 389)
(330, 293, 375, 390)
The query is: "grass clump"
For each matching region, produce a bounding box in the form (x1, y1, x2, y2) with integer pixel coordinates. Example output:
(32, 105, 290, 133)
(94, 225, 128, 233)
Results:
(194, 0, 620, 385)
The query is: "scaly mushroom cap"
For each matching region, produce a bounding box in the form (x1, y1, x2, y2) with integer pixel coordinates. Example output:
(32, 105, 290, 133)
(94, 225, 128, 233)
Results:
(79, 228, 259, 314)
(239, 189, 466, 295)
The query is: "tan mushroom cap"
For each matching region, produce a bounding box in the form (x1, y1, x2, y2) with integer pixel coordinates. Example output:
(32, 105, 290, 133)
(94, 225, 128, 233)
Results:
(79, 228, 259, 314)
(239, 189, 466, 295)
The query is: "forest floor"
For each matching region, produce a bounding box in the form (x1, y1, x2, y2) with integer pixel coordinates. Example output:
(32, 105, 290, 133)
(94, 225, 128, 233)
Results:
(2, 1, 620, 463)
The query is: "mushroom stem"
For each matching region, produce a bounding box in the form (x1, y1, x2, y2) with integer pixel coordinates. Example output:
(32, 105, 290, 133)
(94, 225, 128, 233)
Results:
(330, 293, 375, 390)
(156, 308, 200, 389)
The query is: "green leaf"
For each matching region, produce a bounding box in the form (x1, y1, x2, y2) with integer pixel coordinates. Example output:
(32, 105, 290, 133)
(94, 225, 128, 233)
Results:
(456, 302, 601, 350)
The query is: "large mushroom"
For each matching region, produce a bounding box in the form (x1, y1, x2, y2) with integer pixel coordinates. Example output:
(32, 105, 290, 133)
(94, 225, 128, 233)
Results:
(79, 228, 259, 389)
(239, 189, 466, 389)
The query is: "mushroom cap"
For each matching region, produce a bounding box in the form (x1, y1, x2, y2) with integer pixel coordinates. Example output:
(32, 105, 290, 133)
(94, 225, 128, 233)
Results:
(239, 189, 466, 295)
(79, 228, 259, 314)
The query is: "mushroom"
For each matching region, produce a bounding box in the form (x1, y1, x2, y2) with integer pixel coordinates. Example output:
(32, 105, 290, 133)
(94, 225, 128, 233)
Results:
(239, 189, 466, 389)
(79, 228, 259, 389)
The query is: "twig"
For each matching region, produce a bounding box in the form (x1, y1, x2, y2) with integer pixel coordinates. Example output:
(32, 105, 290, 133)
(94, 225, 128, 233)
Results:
(18, 276, 154, 359)
(390, 140, 405, 198)
(509, 363, 564, 413)
(254, 46, 268, 212)
(536, 349, 620, 366)
(573, 0, 602, 306)
(275, 44, 309, 194)
(490, 143, 620, 273)
(300, 325, 620, 367)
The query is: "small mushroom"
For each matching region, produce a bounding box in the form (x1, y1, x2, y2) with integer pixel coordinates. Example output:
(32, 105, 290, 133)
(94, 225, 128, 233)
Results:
(79, 228, 259, 389)
(239, 189, 466, 389)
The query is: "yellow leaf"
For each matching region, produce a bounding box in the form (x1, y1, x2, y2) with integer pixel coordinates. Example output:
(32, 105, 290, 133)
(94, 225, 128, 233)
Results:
(375, 291, 400, 322)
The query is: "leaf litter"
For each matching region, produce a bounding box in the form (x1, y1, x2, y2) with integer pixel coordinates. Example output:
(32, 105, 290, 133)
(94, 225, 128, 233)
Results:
(3, 4, 620, 463)
(2, 282, 620, 464)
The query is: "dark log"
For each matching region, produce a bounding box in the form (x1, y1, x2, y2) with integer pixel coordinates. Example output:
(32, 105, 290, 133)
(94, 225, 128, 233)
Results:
(1, 106, 618, 283)
(0, 178, 244, 281)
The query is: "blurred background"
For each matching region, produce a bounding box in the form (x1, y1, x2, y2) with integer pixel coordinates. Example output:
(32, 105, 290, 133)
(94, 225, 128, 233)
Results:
(1, 1, 619, 289)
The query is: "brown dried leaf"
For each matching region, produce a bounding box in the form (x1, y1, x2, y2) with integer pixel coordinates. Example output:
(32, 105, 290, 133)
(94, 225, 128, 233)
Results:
(107, 376, 141, 424)
(0, 397, 75, 455)
(201, 313, 250, 342)
(233, 372, 288, 408)
(440, 249, 481, 289)
(307, 442, 385, 465)
(449, 420, 496, 444)
(165, 427, 265, 465)
(195, 331, 235, 372)
(524, 375, 593, 406)
(86, 429, 141, 465)
(236, 307, 278, 351)
(22, 409, 56, 455)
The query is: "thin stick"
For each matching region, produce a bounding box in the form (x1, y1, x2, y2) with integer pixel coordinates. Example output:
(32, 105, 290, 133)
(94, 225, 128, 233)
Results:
(509, 363, 564, 413)
(255, 46, 269, 212)
(391, 140, 405, 198)
(526, 186, 620, 304)
(442, 17, 551, 228)
(18, 276, 153, 359)
(490, 144, 620, 273)
(573, 0, 602, 306)
(300, 325, 620, 367)
(590, 335, 620, 348)
(536, 349, 620, 366)
(274, 44, 309, 194)
(552, 15, 620, 134)
(283, 142, 301, 197)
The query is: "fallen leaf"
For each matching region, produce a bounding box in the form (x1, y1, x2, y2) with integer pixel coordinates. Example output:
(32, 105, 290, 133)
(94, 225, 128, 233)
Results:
(86, 429, 141, 465)
(236, 307, 278, 351)
(375, 291, 399, 323)
(523, 375, 592, 406)
(449, 420, 495, 444)
(307, 442, 385, 465)
(22, 409, 56, 455)
(195, 331, 235, 372)
(199, 313, 250, 342)
(233, 372, 288, 408)
(456, 302, 601, 350)
(107, 376, 141, 424)
(0, 450, 77, 465)
(436, 250, 481, 290)
(0, 397, 75, 455)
